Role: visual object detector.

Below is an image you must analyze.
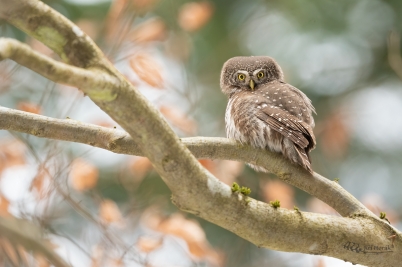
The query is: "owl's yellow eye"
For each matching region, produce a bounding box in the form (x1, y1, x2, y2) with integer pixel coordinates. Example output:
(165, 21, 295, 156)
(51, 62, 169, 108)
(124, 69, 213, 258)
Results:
(257, 71, 264, 78)
(238, 74, 245, 81)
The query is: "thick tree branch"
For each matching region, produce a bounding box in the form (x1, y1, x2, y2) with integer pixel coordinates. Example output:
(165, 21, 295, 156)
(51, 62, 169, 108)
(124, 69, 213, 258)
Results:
(0, 38, 118, 92)
(0, 107, 368, 217)
(0, 1, 401, 266)
(0, 0, 224, 261)
(2, 107, 402, 266)
(0, 0, 218, 226)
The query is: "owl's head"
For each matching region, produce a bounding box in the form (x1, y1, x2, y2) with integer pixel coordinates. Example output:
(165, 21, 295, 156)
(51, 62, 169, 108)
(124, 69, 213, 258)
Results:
(220, 56, 284, 96)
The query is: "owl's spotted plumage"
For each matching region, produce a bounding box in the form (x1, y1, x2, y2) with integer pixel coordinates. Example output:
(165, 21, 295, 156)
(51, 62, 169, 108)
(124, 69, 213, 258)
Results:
(220, 56, 316, 173)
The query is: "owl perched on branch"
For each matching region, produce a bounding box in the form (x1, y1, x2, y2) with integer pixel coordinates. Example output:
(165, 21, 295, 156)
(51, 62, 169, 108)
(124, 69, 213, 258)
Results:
(220, 56, 316, 173)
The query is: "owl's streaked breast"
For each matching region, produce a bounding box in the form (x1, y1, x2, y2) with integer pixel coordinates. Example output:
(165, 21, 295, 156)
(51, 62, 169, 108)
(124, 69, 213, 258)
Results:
(225, 92, 282, 153)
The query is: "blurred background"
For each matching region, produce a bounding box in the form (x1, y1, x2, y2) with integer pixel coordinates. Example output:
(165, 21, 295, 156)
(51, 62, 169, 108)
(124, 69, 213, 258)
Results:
(1, 0, 402, 266)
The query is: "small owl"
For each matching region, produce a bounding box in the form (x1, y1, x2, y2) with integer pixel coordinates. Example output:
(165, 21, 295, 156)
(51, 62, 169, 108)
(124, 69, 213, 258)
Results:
(220, 56, 316, 173)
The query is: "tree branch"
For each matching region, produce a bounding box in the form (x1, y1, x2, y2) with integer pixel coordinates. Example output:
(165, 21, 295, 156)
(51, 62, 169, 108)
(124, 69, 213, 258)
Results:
(0, 106, 368, 217)
(2, 106, 402, 266)
(0, 0, 215, 208)
(0, 38, 118, 92)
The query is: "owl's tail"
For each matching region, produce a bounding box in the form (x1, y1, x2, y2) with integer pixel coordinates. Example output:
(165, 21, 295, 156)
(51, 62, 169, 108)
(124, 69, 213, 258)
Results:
(294, 146, 313, 174)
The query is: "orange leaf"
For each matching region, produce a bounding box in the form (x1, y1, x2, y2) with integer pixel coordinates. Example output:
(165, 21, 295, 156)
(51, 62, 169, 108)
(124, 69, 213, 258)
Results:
(131, 17, 167, 43)
(319, 111, 350, 159)
(92, 119, 115, 128)
(129, 156, 153, 183)
(30, 169, 49, 199)
(198, 159, 217, 174)
(136, 236, 163, 253)
(17, 102, 42, 114)
(130, 53, 164, 88)
(141, 209, 223, 263)
(105, 0, 129, 40)
(214, 160, 244, 186)
(70, 159, 99, 191)
(178, 2, 213, 32)
(159, 106, 197, 135)
(0, 139, 26, 172)
(314, 258, 327, 267)
(99, 199, 122, 224)
(261, 180, 295, 209)
(109, 258, 124, 267)
(157, 213, 208, 258)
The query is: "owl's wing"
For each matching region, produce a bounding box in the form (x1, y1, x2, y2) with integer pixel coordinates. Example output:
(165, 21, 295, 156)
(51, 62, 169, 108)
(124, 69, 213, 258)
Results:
(256, 107, 316, 151)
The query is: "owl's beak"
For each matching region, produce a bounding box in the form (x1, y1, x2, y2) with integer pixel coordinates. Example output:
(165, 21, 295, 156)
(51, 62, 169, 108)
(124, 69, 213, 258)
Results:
(249, 80, 255, 90)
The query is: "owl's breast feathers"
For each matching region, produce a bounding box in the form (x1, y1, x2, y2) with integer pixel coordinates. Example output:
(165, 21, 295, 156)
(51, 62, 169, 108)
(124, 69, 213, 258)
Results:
(225, 80, 316, 173)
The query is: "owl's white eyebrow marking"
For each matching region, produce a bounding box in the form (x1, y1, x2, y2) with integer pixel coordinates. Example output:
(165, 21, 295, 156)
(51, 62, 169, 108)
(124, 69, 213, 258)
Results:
(257, 106, 261, 109)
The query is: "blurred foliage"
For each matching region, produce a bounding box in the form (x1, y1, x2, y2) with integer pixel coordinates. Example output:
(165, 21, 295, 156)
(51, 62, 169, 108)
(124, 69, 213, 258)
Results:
(1, 0, 402, 266)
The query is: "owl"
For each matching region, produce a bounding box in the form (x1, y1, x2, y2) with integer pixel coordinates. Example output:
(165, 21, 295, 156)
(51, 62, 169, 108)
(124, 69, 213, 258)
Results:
(220, 56, 316, 173)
